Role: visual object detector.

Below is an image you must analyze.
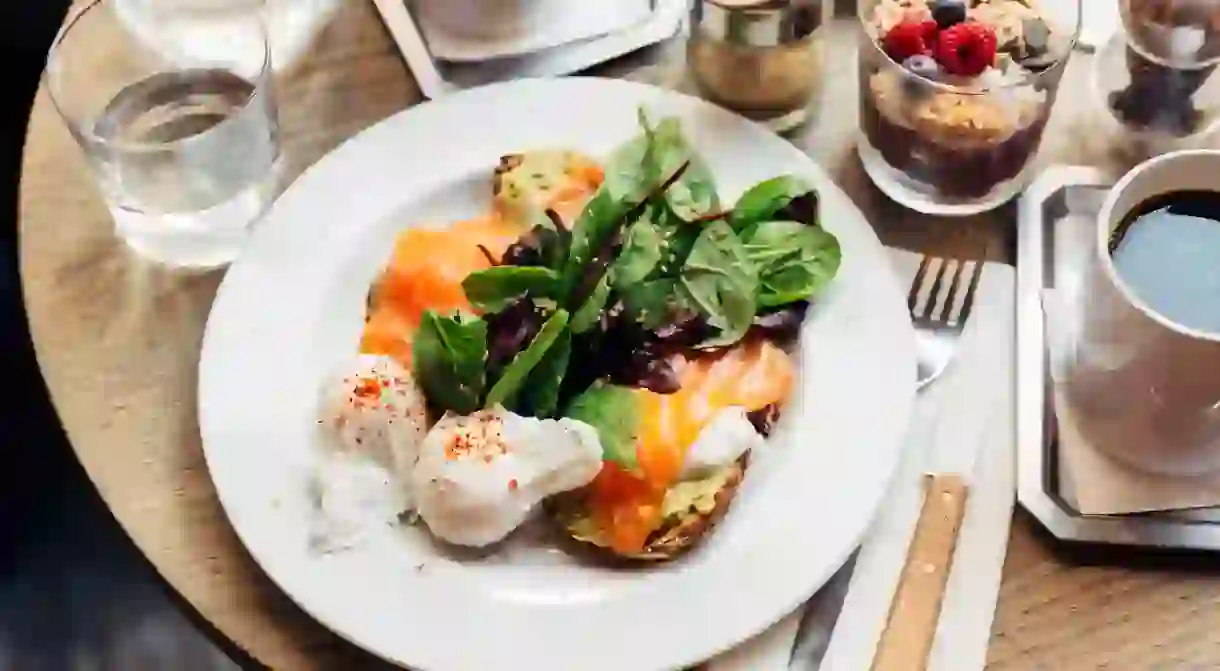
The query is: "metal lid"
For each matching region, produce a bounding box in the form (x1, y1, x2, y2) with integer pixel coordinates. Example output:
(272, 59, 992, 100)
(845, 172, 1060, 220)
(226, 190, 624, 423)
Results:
(690, 0, 822, 47)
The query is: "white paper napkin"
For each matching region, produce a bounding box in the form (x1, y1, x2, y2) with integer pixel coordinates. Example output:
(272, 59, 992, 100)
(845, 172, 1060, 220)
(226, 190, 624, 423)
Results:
(707, 249, 1017, 671)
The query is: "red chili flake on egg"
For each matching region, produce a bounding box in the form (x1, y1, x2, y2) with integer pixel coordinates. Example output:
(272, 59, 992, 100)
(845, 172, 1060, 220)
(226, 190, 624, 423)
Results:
(352, 377, 382, 400)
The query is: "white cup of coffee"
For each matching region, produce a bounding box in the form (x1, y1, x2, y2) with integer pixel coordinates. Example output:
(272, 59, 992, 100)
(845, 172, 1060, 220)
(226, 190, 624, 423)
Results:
(414, 0, 557, 40)
(1062, 149, 1220, 476)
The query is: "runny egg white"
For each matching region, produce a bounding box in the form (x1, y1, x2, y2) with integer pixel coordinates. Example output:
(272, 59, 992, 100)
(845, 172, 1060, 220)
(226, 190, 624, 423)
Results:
(679, 407, 763, 481)
(309, 354, 430, 553)
(411, 406, 602, 548)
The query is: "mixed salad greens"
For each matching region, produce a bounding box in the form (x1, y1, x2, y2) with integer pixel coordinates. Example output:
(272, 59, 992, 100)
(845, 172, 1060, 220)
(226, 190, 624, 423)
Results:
(411, 111, 842, 463)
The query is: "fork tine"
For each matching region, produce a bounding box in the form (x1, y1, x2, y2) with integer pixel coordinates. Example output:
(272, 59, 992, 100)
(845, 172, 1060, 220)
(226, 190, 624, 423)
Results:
(908, 255, 932, 314)
(918, 259, 950, 321)
(938, 260, 968, 323)
(957, 260, 986, 324)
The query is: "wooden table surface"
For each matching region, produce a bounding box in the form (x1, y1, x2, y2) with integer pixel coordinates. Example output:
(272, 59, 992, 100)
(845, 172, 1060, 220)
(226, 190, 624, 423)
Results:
(19, 2, 1220, 669)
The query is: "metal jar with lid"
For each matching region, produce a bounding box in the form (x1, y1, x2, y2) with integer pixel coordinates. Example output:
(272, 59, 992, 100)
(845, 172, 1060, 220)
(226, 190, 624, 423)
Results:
(687, 0, 828, 133)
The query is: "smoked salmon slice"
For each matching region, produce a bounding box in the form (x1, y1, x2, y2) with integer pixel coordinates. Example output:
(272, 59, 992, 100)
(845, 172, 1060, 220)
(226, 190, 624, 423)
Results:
(360, 215, 520, 367)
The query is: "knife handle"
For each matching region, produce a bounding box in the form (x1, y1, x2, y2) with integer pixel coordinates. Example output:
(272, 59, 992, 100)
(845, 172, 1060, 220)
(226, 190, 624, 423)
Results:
(869, 474, 969, 671)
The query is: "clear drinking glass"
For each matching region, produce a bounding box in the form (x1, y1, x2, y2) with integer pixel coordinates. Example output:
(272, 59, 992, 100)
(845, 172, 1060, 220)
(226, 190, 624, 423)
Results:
(1097, 0, 1220, 155)
(45, 0, 280, 268)
(856, 0, 1081, 215)
(1120, 0, 1220, 67)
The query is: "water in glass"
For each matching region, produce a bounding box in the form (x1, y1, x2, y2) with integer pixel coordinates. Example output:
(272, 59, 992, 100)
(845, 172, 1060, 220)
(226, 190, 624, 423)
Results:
(47, 0, 280, 268)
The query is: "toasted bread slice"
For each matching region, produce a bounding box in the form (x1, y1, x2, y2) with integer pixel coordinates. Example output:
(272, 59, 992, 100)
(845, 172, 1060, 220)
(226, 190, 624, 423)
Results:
(548, 457, 747, 563)
(492, 151, 603, 227)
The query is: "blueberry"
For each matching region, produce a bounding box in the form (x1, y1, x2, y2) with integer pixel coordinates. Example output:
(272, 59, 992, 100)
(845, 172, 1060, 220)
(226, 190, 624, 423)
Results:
(930, 0, 967, 29)
(901, 55, 941, 96)
(902, 55, 941, 80)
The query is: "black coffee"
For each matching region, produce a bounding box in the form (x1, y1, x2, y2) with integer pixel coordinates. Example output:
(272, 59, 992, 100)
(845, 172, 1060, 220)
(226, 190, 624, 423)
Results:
(1110, 190, 1220, 334)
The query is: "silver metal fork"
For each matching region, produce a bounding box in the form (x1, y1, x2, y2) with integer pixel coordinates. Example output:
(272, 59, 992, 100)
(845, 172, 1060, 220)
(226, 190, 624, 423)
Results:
(910, 256, 985, 390)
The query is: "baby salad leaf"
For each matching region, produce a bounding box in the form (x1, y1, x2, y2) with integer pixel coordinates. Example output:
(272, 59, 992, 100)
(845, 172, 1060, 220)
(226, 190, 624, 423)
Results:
(571, 276, 612, 334)
(559, 149, 649, 299)
(610, 216, 665, 289)
(651, 207, 702, 278)
(501, 221, 570, 270)
(679, 220, 759, 348)
(462, 266, 559, 313)
(413, 311, 488, 415)
(559, 112, 700, 303)
(730, 175, 817, 234)
(484, 309, 570, 409)
(564, 381, 640, 469)
(515, 328, 572, 418)
(647, 117, 720, 222)
(622, 277, 686, 329)
(743, 221, 842, 307)
(601, 122, 657, 203)
(485, 297, 545, 381)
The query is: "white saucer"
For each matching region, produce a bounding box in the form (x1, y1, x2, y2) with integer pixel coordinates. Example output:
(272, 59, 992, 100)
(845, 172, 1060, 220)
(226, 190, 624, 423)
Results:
(416, 0, 655, 63)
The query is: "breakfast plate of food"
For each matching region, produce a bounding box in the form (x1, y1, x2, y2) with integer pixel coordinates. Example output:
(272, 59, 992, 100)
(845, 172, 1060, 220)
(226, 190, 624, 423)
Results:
(199, 78, 917, 670)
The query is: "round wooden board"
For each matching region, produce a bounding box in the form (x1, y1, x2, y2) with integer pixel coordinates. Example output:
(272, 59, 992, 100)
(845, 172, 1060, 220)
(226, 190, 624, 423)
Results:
(19, 2, 1220, 669)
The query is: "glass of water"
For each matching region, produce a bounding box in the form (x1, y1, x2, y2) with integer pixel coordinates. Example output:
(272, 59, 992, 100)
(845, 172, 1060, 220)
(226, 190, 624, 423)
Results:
(45, 0, 280, 268)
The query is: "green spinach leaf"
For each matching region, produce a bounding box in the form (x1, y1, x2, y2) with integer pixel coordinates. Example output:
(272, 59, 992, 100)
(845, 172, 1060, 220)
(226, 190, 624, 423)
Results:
(559, 132, 653, 300)
(412, 311, 488, 415)
(610, 216, 664, 289)
(743, 220, 842, 307)
(651, 206, 701, 278)
(648, 117, 720, 221)
(462, 266, 559, 313)
(570, 275, 611, 334)
(730, 175, 817, 234)
(620, 277, 690, 329)
(564, 381, 640, 469)
(679, 220, 759, 348)
(484, 309, 570, 408)
(515, 329, 572, 418)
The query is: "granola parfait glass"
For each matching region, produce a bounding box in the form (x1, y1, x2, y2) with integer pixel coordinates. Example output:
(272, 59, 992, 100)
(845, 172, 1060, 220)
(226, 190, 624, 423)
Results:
(857, 0, 1081, 215)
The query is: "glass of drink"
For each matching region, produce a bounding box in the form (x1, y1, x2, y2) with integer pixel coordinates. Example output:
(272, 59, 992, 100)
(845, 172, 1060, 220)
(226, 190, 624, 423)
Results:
(1095, 0, 1220, 156)
(45, 0, 280, 268)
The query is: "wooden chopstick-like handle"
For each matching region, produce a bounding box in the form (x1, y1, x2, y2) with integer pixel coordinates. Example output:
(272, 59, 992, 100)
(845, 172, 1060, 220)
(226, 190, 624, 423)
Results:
(870, 474, 970, 671)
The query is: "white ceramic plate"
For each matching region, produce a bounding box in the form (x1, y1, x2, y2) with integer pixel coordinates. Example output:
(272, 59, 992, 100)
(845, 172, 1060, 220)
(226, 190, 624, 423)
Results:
(199, 78, 917, 671)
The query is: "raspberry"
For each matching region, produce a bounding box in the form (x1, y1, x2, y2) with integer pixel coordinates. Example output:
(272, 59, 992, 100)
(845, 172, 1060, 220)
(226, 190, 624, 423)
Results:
(935, 21, 998, 77)
(883, 20, 938, 63)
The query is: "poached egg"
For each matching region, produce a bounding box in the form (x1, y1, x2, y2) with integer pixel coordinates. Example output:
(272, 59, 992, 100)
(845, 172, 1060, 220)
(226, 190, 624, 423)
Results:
(411, 406, 602, 548)
(309, 354, 429, 553)
(679, 407, 764, 480)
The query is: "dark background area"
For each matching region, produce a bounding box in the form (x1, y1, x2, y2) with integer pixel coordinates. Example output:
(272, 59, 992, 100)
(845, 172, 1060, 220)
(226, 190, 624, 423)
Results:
(0, 3, 237, 669)
(1, 0, 75, 554)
